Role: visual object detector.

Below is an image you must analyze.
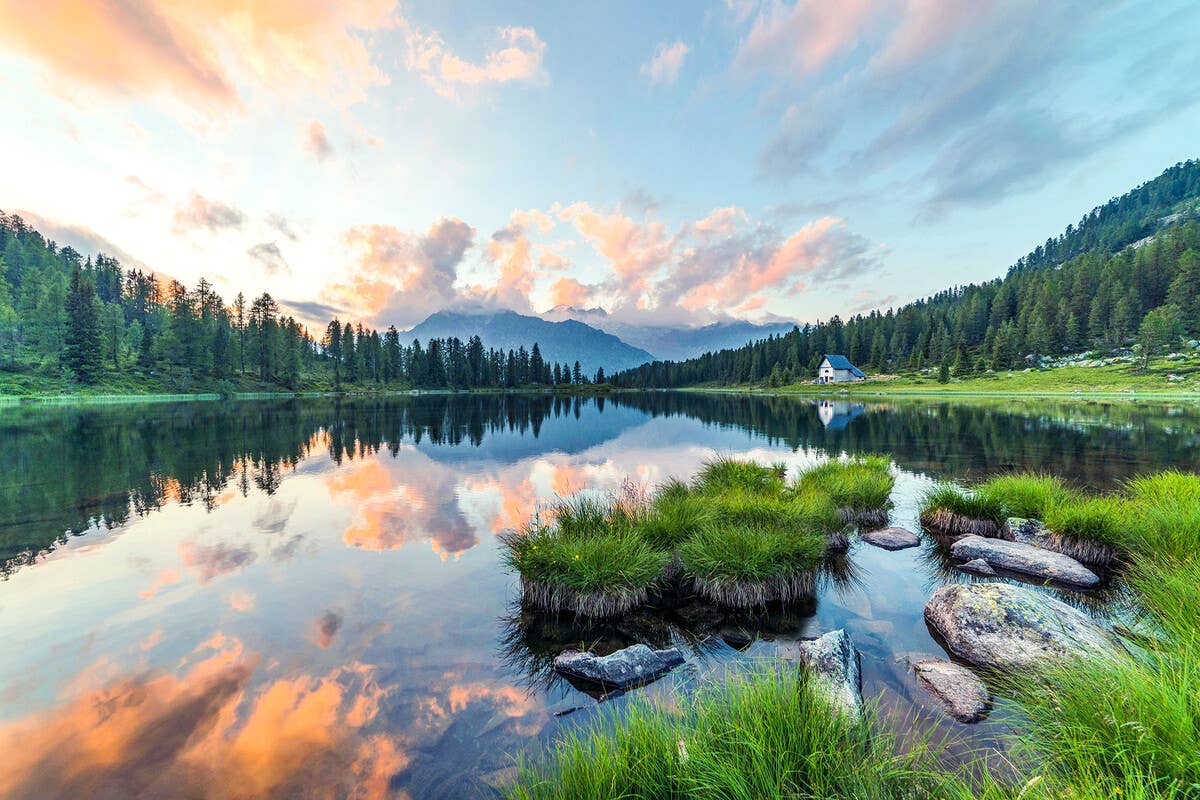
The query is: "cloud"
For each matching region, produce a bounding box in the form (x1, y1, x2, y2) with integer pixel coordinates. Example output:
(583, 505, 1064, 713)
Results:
(0, 0, 400, 114)
(330, 217, 474, 326)
(549, 277, 594, 308)
(173, 193, 246, 234)
(247, 242, 290, 276)
(265, 213, 300, 242)
(301, 120, 335, 161)
(403, 23, 547, 98)
(738, 0, 1200, 214)
(280, 299, 347, 326)
(315, 610, 343, 649)
(641, 41, 690, 86)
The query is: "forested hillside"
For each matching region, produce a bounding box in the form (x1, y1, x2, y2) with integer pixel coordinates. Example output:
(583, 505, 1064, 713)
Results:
(0, 213, 596, 394)
(612, 160, 1200, 388)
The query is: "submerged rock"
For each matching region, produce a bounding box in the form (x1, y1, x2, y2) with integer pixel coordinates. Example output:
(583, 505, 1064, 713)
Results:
(861, 526, 920, 551)
(796, 629, 862, 719)
(924, 583, 1119, 671)
(957, 558, 996, 577)
(951, 535, 1099, 587)
(553, 643, 685, 690)
(913, 659, 992, 723)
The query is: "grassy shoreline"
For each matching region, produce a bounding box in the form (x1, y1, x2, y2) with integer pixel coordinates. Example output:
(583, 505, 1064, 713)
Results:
(507, 467, 1200, 798)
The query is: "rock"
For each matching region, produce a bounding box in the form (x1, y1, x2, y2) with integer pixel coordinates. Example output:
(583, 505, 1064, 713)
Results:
(553, 643, 685, 690)
(796, 629, 862, 719)
(913, 660, 992, 723)
(861, 526, 920, 550)
(951, 535, 1099, 587)
(957, 558, 996, 577)
(1003, 517, 1052, 548)
(924, 583, 1120, 671)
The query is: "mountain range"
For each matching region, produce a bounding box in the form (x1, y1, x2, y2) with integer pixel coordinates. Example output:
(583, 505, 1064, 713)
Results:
(404, 308, 797, 375)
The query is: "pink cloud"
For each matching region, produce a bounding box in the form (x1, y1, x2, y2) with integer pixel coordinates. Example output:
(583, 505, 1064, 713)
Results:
(330, 217, 475, 325)
(734, 0, 881, 77)
(0, 0, 398, 113)
(641, 41, 690, 86)
(403, 23, 546, 99)
(549, 277, 594, 308)
(301, 120, 335, 161)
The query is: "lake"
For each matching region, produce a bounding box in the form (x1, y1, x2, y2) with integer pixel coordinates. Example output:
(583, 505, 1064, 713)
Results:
(1, 393, 1198, 799)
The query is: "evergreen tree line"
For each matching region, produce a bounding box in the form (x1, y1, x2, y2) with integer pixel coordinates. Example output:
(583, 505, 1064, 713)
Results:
(0, 212, 592, 390)
(613, 161, 1200, 388)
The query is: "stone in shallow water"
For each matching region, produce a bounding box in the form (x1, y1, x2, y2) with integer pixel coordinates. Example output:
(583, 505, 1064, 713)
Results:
(861, 526, 920, 550)
(796, 629, 862, 719)
(1004, 517, 1053, 548)
(950, 535, 1099, 587)
(913, 659, 992, 723)
(553, 644, 685, 690)
(957, 558, 996, 577)
(924, 583, 1120, 672)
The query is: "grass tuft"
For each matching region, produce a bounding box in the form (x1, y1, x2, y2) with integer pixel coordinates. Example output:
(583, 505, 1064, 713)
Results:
(918, 484, 1006, 537)
(679, 524, 824, 607)
(980, 472, 1075, 520)
(693, 456, 785, 496)
(796, 455, 895, 516)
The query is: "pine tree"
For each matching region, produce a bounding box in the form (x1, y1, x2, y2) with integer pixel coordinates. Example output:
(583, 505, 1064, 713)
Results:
(64, 264, 101, 382)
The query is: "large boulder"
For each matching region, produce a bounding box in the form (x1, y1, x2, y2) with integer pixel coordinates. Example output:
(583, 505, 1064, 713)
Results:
(796, 629, 862, 719)
(924, 583, 1120, 671)
(950, 535, 1099, 587)
(553, 644, 685, 690)
(861, 526, 921, 551)
(913, 659, 991, 723)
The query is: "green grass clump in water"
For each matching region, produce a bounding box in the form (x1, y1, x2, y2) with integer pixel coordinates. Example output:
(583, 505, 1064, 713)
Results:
(500, 495, 668, 618)
(679, 524, 825, 607)
(506, 666, 985, 800)
(1041, 495, 1134, 551)
(919, 483, 1007, 536)
(796, 455, 895, 512)
(980, 472, 1075, 520)
(692, 455, 786, 496)
(636, 491, 715, 551)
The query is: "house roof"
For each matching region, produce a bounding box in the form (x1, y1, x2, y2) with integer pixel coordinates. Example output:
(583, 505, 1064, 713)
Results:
(822, 354, 866, 378)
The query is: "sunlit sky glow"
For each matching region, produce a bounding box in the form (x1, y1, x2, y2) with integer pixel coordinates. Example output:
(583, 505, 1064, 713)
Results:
(2, 0, 1198, 330)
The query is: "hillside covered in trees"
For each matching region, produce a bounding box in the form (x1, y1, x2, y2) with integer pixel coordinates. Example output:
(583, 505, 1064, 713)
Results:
(612, 160, 1200, 388)
(0, 213, 598, 395)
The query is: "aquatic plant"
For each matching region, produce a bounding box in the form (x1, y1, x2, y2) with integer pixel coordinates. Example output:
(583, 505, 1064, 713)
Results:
(635, 491, 715, 552)
(1040, 496, 1133, 565)
(918, 483, 1007, 537)
(795, 455, 895, 529)
(692, 455, 785, 496)
(980, 472, 1075, 520)
(678, 524, 824, 607)
(500, 498, 669, 618)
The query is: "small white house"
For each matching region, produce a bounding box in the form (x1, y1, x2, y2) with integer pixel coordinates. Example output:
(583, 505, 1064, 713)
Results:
(817, 354, 866, 384)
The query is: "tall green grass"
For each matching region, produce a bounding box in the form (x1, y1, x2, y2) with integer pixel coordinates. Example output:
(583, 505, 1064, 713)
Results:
(979, 473, 1075, 520)
(636, 492, 715, 551)
(796, 455, 895, 512)
(1041, 496, 1135, 551)
(507, 665, 983, 800)
(692, 456, 785, 496)
(919, 483, 1007, 536)
(679, 524, 825, 607)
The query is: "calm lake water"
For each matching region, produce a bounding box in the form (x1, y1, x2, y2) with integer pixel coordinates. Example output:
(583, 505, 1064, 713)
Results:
(1, 393, 1198, 799)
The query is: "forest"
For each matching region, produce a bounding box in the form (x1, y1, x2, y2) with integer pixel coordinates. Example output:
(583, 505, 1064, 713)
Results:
(612, 160, 1200, 388)
(0, 212, 594, 393)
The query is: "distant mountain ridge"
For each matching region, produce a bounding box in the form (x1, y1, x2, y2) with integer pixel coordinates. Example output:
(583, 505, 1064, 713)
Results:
(539, 305, 797, 362)
(404, 309, 655, 375)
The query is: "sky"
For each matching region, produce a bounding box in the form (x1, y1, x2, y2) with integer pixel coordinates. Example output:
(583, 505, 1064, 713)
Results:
(1, 0, 1198, 331)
